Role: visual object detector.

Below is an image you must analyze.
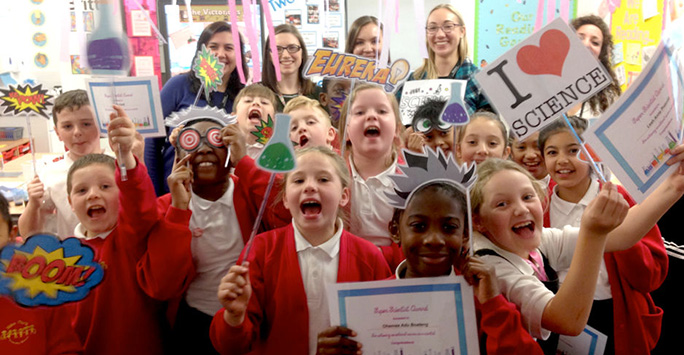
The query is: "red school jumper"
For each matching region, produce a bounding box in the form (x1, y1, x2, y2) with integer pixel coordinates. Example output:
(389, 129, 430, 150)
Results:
(0, 296, 83, 354)
(209, 224, 392, 354)
(543, 183, 668, 354)
(70, 161, 166, 355)
(136, 155, 291, 302)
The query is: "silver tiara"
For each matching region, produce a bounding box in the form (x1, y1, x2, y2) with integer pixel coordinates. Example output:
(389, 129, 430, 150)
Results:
(385, 148, 477, 209)
(165, 105, 237, 127)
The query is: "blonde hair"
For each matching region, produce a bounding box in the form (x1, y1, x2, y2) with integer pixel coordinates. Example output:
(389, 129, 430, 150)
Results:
(282, 146, 351, 223)
(283, 96, 331, 127)
(232, 83, 278, 112)
(413, 4, 469, 80)
(338, 83, 404, 161)
(456, 110, 509, 148)
(470, 158, 547, 216)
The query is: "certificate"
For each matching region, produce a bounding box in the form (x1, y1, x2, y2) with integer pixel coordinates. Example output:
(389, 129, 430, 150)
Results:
(85, 76, 166, 138)
(584, 43, 684, 202)
(327, 276, 479, 354)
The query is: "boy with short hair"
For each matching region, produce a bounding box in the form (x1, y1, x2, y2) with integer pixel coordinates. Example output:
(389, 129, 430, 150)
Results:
(319, 77, 351, 128)
(68, 106, 165, 354)
(231, 83, 277, 159)
(18, 90, 143, 239)
(18, 89, 103, 239)
(0, 195, 84, 354)
(285, 96, 336, 149)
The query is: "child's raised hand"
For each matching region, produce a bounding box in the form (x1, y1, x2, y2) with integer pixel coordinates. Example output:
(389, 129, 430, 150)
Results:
(221, 124, 247, 166)
(317, 326, 362, 355)
(169, 125, 184, 148)
(168, 154, 193, 210)
(26, 176, 45, 206)
(459, 255, 500, 304)
(581, 181, 629, 236)
(218, 262, 252, 327)
(665, 143, 684, 193)
(108, 105, 138, 169)
(406, 131, 426, 154)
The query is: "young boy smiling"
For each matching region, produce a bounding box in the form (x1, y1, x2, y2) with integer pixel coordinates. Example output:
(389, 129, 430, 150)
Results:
(68, 106, 165, 354)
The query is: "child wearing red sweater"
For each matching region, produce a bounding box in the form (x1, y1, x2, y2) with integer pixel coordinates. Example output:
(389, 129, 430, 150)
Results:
(68, 106, 165, 354)
(210, 147, 391, 354)
(0, 195, 83, 355)
(317, 149, 543, 354)
(136, 107, 290, 354)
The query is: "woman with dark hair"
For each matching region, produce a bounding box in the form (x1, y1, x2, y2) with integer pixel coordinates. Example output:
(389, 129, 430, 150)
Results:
(262, 23, 320, 112)
(144, 21, 248, 196)
(569, 15, 622, 117)
(345, 15, 384, 59)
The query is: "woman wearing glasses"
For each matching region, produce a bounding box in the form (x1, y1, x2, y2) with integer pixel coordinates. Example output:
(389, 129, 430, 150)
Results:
(262, 24, 321, 112)
(398, 4, 490, 114)
(144, 21, 248, 196)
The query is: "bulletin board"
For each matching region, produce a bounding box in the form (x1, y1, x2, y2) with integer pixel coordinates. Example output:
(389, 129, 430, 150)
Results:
(267, 0, 347, 54)
(161, 2, 262, 79)
(474, 0, 577, 67)
(610, 0, 664, 91)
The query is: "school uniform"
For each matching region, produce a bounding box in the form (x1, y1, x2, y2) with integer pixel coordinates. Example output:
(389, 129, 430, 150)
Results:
(544, 181, 667, 354)
(393, 261, 543, 355)
(347, 155, 404, 269)
(136, 155, 291, 354)
(472, 227, 579, 340)
(70, 160, 166, 355)
(0, 296, 83, 355)
(209, 223, 391, 355)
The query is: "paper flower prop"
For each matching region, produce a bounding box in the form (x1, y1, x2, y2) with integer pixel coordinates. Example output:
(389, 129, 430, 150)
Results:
(0, 84, 53, 119)
(0, 234, 104, 307)
(385, 148, 477, 209)
(165, 105, 236, 128)
(251, 115, 274, 145)
(193, 44, 225, 94)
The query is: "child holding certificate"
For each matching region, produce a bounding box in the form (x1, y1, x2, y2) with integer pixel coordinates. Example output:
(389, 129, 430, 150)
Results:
(317, 148, 543, 354)
(210, 147, 391, 355)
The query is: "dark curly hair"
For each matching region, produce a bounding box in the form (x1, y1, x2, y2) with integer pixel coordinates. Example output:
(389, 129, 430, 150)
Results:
(571, 15, 622, 114)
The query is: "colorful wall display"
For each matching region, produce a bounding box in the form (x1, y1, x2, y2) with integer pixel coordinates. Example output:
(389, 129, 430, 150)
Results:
(474, 0, 577, 67)
(610, 0, 664, 91)
(268, 0, 346, 54)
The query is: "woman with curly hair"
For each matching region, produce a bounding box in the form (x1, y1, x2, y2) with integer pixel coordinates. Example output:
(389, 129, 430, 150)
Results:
(569, 15, 622, 118)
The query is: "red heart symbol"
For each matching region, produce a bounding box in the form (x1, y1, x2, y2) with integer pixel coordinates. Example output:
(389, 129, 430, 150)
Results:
(517, 29, 570, 77)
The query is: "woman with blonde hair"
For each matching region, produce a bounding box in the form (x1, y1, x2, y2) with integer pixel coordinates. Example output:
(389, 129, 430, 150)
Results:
(397, 4, 490, 114)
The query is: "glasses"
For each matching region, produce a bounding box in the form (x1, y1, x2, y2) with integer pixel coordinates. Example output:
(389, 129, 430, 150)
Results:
(425, 22, 462, 34)
(177, 127, 224, 152)
(276, 45, 302, 54)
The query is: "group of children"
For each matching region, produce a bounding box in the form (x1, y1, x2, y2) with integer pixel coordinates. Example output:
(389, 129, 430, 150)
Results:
(2, 68, 683, 355)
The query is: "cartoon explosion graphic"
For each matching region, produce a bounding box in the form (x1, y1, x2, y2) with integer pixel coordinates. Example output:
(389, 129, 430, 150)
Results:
(193, 44, 225, 93)
(0, 84, 53, 119)
(251, 115, 274, 145)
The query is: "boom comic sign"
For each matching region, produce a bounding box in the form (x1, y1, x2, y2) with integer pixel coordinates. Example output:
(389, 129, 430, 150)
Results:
(0, 234, 103, 307)
(0, 84, 53, 119)
(303, 49, 410, 93)
(475, 18, 613, 140)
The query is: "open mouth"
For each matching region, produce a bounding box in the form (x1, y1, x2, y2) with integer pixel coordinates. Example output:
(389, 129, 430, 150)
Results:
(364, 126, 380, 137)
(555, 169, 574, 177)
(512, 221, 535, 238)
(299, 135, 309, 147)
(248, 109, 262, 122)
(87, 206, 106, 218)
(300, 200, 322, 217)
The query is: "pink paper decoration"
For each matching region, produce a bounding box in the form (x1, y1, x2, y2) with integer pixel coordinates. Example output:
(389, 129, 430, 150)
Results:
(242, 0, 261, 82)
(260, 0, 281, 81)
(227, 0, 246, 84)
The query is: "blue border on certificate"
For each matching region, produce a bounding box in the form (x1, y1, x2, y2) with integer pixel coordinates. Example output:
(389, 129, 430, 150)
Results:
(337, 283, 467, 355)
(87, 79, 161, 135)
(592, 44, 683, 192)
(582, 327, 599, 354)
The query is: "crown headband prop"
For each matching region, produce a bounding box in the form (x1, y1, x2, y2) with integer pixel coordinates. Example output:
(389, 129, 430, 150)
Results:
(166, 105, 237, 128)
(386, 148, 477, 210)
